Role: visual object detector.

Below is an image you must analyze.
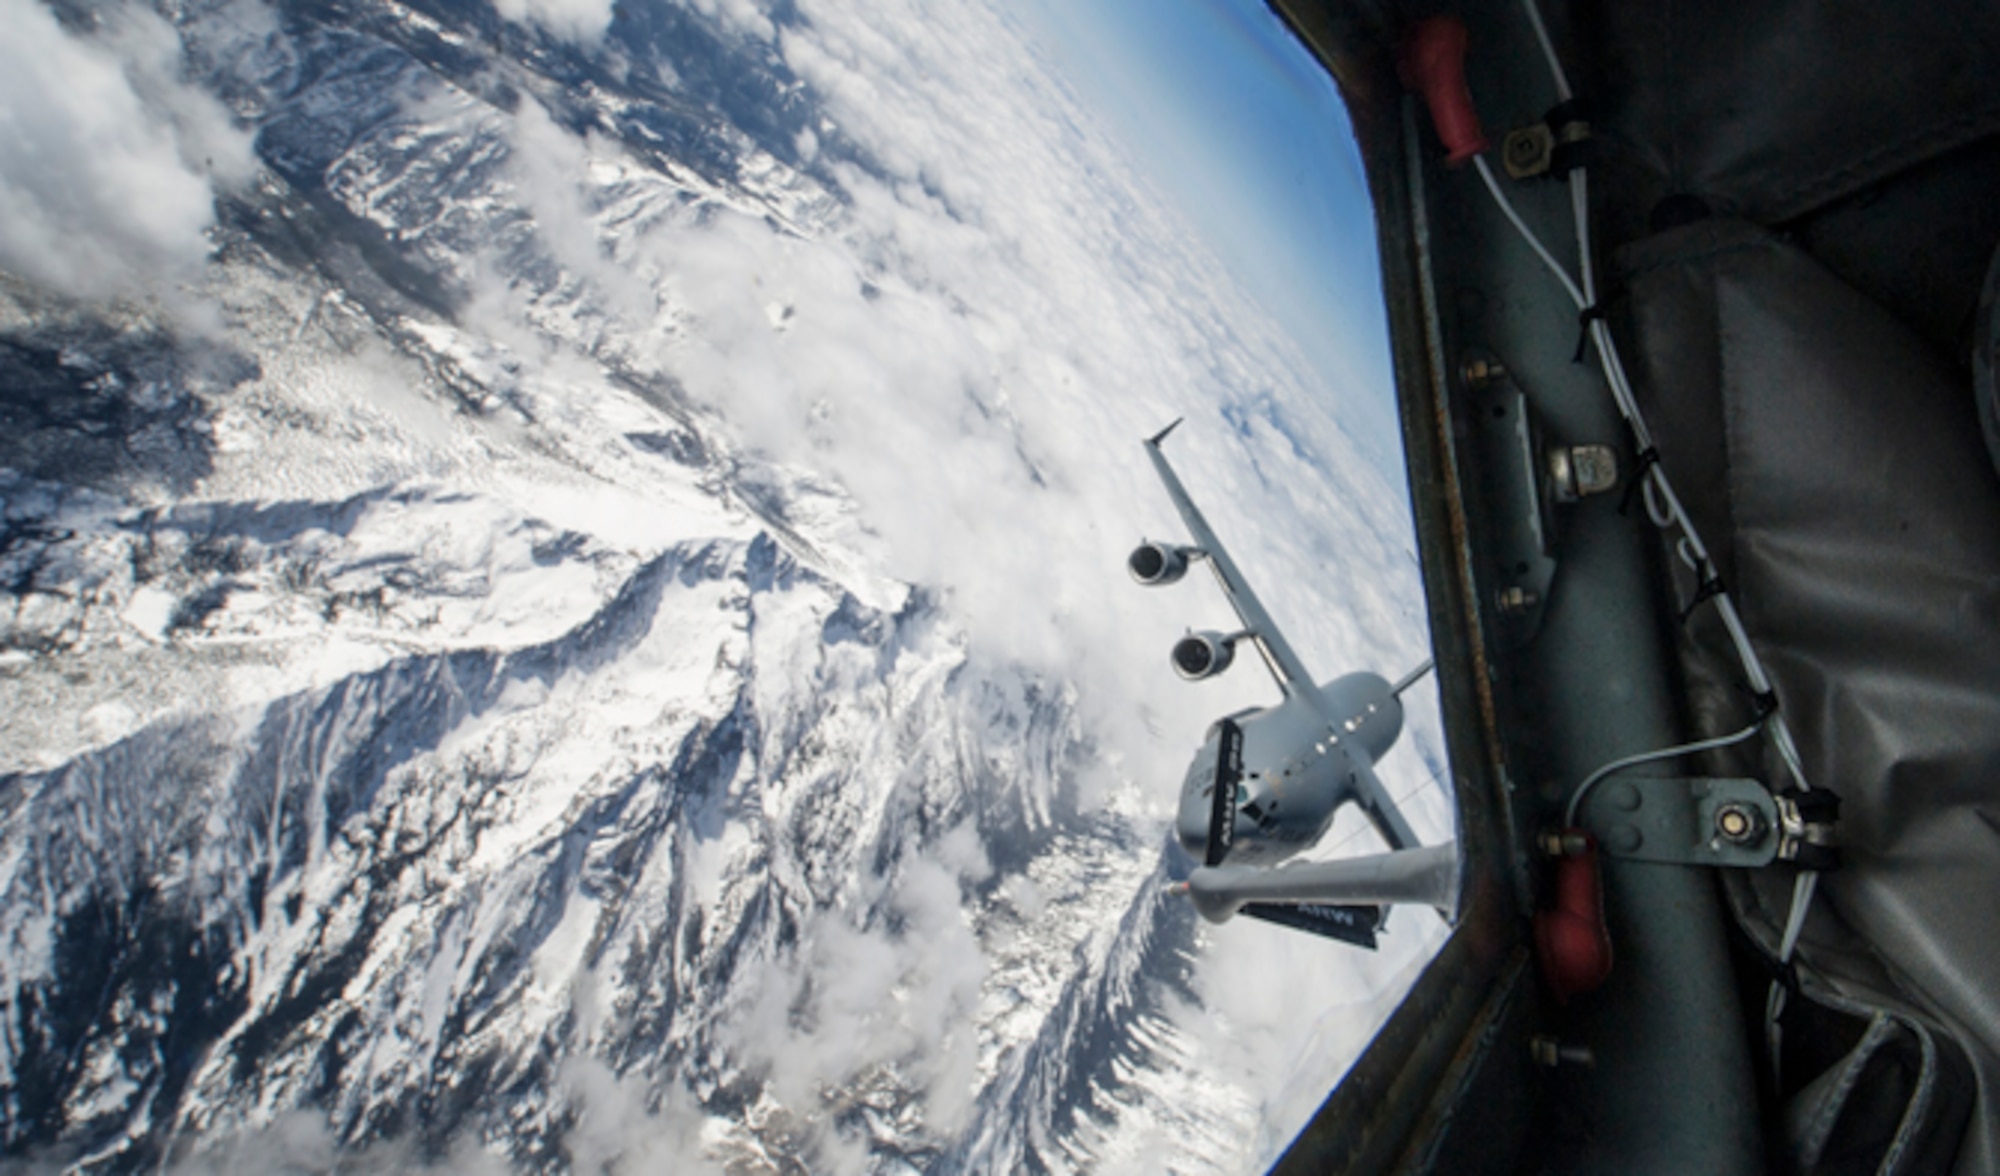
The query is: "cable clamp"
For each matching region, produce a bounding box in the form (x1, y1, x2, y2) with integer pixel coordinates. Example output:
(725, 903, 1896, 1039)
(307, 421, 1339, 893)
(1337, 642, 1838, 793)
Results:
(1679, 563, 1728, 624)
(1543, 98, 1594, 179)
(1618, 445, 1661, 516)
(1775, 787, 1841, 872)
(1572, 302, 1610, 364)
(1501, 98, 1594, 180)
(1769, 955, 1801, 996)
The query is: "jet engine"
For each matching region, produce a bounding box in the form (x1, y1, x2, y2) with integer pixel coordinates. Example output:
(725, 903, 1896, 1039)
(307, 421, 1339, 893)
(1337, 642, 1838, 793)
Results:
(1128, 541, 1196, 586)
(1171, 630, 1238, 680)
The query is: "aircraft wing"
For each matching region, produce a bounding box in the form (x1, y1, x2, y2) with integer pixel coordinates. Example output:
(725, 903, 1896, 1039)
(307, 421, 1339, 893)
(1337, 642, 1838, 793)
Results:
(1143, 421, 1322, 705)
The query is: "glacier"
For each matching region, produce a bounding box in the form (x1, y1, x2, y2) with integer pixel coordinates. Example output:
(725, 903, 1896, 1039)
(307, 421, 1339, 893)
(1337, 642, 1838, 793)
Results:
(0, 0, 1452, 1170)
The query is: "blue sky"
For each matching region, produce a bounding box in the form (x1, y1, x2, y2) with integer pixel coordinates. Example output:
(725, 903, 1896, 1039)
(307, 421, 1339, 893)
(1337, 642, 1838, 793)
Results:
(1024, 0, 1401, 469)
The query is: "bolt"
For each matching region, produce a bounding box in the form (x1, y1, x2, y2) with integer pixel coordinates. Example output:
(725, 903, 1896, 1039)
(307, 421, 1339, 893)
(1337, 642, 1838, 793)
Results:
(1714, 801, 1766, 846)
(1530, 1034, 1597, 1068)
(1548, 447, 1577, 502)
(1607, 825, 1643, 854)
(1502, 125, 1555, 179)
(1569, 445, 1619, 497)
(1462, 356, 1507, 390)
(1538, 830, 1589, 857)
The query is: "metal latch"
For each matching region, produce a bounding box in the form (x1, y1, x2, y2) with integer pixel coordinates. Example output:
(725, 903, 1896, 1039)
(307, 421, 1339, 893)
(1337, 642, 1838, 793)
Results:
(1775, 788, 1841, 871)
(1575, 776, 1780, 867)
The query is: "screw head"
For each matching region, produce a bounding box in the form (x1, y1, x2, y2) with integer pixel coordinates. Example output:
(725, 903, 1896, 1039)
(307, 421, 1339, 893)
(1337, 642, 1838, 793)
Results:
(1714, 802, 1765, 846)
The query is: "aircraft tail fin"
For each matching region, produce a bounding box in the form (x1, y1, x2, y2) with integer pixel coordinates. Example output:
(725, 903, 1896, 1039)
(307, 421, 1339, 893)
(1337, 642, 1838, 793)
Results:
(1240, 902, 1382, 950)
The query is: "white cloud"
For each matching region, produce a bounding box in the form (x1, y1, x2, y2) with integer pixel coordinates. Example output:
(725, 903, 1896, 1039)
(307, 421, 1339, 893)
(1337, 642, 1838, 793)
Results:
(618, 0, 1450, 1163)
(275, 0, 1449, 1155)
(493, 0, 616, 43)
(560, 1059, 723, 1175)
(682, 0, 776, 43)
(0, 0, 254, 304)
(55, 0, 1449, 1162)
(507, 98, 656, 325)
(615, 0, 1435, 783)
(158, 1111, 513, 1174)
(725, 848, 990, 1160)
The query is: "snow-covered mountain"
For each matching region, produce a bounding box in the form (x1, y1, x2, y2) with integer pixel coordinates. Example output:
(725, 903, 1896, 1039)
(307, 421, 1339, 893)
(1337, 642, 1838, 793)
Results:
(0, 0, 1451, 1171)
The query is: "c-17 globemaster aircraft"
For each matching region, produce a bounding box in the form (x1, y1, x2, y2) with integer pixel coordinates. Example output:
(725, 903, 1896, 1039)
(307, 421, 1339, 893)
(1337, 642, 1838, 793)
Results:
(1129, 421, 1457, 949)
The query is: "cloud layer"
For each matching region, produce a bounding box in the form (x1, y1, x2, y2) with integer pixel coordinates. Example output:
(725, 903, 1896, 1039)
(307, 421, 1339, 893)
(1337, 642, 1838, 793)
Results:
(453, 0, 1453, 1156)
(0, 0, 1451, 1167)
(0, 0, 252, 304)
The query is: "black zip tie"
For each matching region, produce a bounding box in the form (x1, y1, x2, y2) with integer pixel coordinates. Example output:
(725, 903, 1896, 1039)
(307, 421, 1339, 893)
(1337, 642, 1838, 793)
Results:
(1572, 303, 1608, 364)
(1543, 99, 1595, 181)
(1544, 98, 1587, 134)
(1750, 688, 1780, 721)
(1618, 445, 1660, 515)
(1679, 560, 1727, 624)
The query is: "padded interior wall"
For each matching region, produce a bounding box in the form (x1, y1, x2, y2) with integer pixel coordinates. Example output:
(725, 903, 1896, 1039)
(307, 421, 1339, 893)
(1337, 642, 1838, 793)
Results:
(1613, 215, 2000, 1175)
(1560, 4, 2000, 1166)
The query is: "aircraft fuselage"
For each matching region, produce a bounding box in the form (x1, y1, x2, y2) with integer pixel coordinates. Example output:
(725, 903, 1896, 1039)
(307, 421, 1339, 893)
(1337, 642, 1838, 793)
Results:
(1175, 670, 1409, 865)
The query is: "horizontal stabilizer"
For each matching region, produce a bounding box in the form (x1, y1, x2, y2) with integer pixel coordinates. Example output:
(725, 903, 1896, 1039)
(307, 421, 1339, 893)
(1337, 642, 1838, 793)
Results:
(1390, 658, 1435, 698)
(1241, 902, 1382, 950)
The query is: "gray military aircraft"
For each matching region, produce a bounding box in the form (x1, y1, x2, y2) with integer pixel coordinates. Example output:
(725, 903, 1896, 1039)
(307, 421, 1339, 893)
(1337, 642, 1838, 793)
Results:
(1129, 421, 1457, 949)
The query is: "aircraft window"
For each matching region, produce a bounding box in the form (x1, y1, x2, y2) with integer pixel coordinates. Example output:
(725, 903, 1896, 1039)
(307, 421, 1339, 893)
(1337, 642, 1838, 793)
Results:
(1060, 3, 1460, 1163)
(1021, 1, 1455, 1168)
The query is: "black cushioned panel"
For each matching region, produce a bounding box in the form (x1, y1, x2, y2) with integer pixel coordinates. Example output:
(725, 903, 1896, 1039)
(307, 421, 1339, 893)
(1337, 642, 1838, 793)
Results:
(1583, 1, 2000, 248)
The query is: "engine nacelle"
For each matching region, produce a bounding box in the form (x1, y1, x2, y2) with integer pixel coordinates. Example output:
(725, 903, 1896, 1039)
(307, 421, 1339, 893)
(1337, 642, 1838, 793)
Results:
(1171, 630, 1238, 680)
(1128, 541, 1194, 586)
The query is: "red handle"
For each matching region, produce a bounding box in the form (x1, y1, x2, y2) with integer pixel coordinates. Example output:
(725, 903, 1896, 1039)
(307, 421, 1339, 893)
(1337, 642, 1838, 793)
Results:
(1400, 16, 1488, 166)
(1534, 831, 1613, 1001)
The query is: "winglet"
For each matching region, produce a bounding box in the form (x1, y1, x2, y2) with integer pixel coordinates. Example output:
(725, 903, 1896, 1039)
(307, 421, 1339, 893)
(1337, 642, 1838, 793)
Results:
(1146, 418, 1184, 447)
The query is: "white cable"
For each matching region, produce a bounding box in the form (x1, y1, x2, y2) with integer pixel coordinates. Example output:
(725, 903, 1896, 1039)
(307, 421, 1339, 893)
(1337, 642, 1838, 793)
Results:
(1520, 0, 1574, 102)
(1479, 8, 1816, 801)
(1563, 721, 1765, 827)
(1476, 128, 1816, 801)
(1510, 0, 1825, 1091)
(1777, 870, 1818, 963)
(1472, 155, 1586, 307)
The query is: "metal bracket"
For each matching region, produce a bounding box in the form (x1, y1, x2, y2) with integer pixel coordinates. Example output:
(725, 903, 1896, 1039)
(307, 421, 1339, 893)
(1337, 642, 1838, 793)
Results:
(1576, 776, 1779, 867)
(1466, 354, 1622, 647)
(1474, 376, 1557, 644)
